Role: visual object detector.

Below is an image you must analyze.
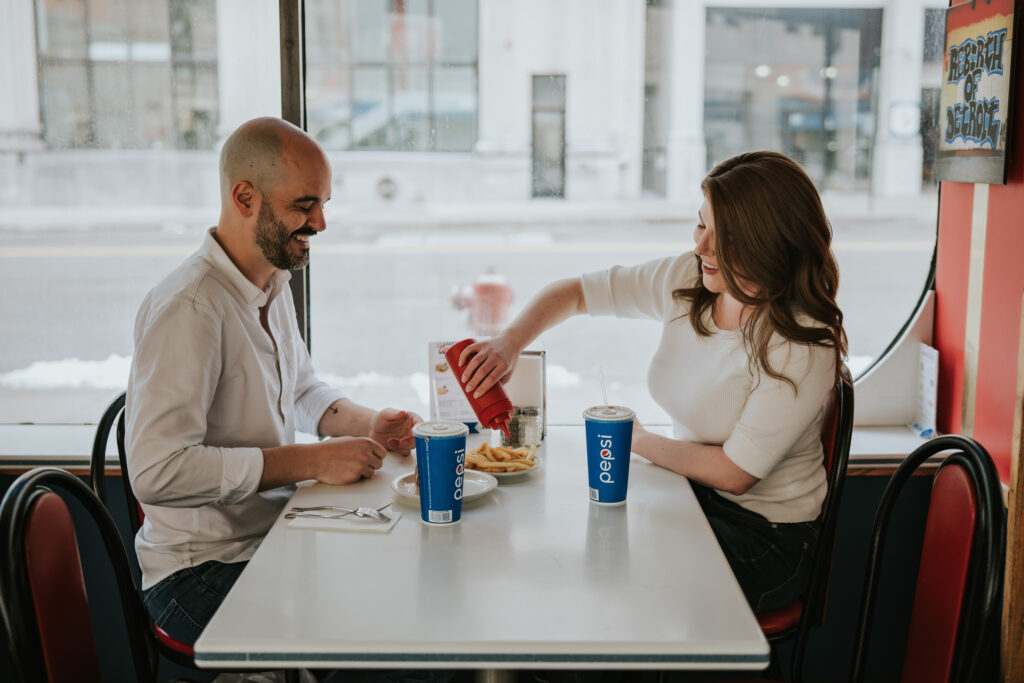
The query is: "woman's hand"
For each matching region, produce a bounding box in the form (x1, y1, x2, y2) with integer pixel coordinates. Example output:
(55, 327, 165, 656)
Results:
(368, 408, 421, 455)
(458, 334, 522, 398)
(630, 417, 652, 452)
(630, 417, 663, 461)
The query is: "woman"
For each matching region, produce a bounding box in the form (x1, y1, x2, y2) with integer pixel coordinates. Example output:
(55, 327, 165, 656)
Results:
(457, 150, 847, 612)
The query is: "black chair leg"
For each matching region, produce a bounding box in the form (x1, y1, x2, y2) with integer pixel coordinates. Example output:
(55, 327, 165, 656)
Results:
(765, 647, 784, 680)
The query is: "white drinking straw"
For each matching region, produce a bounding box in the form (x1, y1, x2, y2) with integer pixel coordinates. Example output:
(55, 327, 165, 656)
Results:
(599, 367, 609, 407)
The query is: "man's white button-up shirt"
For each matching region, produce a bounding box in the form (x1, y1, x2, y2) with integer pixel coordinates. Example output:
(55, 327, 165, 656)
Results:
(126, 228, 344, 589)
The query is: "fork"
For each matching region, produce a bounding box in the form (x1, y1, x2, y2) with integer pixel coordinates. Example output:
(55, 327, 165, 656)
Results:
(287, 503, 392, 522)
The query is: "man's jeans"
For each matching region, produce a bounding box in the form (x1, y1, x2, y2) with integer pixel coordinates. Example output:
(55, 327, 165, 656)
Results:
(142, 559, 248, 645)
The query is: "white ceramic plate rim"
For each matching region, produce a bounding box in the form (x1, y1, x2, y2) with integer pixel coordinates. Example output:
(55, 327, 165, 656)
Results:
(391, 469, 498, 502)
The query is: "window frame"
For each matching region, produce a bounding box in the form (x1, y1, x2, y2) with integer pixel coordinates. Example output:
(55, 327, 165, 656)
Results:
(280, 0, 310, 345)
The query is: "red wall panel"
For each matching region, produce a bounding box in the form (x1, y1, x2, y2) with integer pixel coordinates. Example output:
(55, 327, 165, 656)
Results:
(935, 182, 973, 436)
(934, 9, 1024, 483)
(972, 42, 1024, 483)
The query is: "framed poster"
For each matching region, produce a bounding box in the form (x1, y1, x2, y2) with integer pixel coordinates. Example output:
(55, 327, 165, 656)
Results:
(935, 0, 1018, 184)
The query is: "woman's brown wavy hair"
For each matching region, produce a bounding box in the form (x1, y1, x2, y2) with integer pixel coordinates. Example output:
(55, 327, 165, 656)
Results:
(673, 151, 847, 390)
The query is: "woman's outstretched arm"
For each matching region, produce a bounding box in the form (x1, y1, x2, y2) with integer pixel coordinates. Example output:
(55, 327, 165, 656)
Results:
(458, 277, 587, 398)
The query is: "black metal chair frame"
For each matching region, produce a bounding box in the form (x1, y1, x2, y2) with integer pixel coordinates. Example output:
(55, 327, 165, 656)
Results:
(768, 366, 855, 682)
(0, 466, 160, 683)
(90, 392, 300, 682)
(850, 434, 1006, 683)
(90, 391, 201, 670)
(91, 391, 141, 537)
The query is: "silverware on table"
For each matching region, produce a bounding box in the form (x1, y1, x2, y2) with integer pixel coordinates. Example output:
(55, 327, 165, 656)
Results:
(286, 502, 392, 522)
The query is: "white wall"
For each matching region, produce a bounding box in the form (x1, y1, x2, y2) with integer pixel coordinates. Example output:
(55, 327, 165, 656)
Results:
(0, 0, 43, 151)
(216, 0, 282, 135)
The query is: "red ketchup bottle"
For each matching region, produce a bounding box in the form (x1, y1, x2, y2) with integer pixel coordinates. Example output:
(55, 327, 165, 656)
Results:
(444, 338, 513, 439)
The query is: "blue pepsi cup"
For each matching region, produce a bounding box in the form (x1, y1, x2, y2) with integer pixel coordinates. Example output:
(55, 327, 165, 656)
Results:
(413, 421, 468, 525)
(583, 406, 635, 506)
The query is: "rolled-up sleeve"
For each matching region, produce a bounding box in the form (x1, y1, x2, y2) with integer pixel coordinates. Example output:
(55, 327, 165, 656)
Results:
(722, 341, 834, 479)
(581, 255, 689, 322)
(293, 342, 346, 436)
(126, 297, 263, 507)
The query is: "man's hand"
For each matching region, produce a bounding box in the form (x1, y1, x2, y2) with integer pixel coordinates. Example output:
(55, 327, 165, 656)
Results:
(368, 408, 421, 455)
(312, 436, 387, 485)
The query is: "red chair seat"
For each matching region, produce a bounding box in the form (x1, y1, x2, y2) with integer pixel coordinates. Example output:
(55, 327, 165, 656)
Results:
(756, 599, 804, 637)
(156, 625, 196, 657)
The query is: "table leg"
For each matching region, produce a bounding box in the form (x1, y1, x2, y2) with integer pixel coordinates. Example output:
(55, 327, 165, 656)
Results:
(474, 670, 518, 683)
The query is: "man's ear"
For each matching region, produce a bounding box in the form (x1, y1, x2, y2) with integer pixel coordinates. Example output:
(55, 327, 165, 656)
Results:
(232, 181, 257, 218)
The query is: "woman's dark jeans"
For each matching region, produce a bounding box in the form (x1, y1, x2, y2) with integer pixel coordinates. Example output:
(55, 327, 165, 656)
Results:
(691, 483, 820, 613)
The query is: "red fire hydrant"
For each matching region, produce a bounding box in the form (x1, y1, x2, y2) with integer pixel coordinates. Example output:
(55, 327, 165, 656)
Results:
(451, 269, 514, 337)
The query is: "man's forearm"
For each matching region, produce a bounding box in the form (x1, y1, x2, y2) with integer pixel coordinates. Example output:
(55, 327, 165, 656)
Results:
(317, 397, 375, 438)
(260, 443, 319, 490)
(261, 433, 386, 490)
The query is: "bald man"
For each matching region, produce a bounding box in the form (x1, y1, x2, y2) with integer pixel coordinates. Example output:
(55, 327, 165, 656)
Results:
(125, 117, 420, 646)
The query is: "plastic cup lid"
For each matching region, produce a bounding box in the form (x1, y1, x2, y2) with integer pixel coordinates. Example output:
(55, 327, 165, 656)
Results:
(413, 421, 470, 438)
(582, 405, 636, 422)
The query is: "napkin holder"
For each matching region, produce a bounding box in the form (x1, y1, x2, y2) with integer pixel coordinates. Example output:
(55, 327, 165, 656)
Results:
(504, 350, 546, 443)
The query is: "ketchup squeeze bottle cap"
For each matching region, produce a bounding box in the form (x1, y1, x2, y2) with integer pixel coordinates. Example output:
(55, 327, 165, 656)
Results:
(444, 339, 513, 438)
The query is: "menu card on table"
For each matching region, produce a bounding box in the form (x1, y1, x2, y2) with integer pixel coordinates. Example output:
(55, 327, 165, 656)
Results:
(428, 341, 477, 424)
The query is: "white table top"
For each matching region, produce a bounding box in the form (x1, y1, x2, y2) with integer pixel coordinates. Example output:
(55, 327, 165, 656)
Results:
(194, 426, 769, 671)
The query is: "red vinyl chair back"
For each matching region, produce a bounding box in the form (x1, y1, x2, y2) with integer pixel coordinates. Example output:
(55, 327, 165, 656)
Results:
(89, 392, 197, 663)
(24, 491, 103, 683)
(0, 467, 158, 683)
(755, 365, 854, 681)
(902, 463, 977, 682)
(851, 435, 1004, 683)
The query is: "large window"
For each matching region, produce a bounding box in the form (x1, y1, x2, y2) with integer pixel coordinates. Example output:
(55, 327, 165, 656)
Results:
(0, 1, 942, 427)
(704, 8, 882, 191)
(698, 7, 937, 386)
(305, 0, 479, 152)
(35, 0, 219, 149)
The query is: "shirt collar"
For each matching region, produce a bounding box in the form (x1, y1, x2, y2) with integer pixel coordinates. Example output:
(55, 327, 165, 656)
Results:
(200, 227, 291, 307)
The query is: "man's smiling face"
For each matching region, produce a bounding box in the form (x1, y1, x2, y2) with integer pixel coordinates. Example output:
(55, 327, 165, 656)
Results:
(254, 194, 317, 271)
(253, 147, 331, 272)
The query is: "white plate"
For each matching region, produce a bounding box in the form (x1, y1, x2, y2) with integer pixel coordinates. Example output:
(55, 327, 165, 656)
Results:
(391, 469, 498, 503)
(470, 453, 544, 480)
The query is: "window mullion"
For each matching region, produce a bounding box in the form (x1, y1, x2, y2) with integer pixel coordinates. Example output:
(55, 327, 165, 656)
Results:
(279, 0, 310, 348)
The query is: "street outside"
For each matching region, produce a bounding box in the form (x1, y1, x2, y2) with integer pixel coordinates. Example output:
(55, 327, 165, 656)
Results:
(0, 191, 937, 426)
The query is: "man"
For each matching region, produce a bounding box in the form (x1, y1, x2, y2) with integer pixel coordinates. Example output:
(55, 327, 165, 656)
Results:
(126, 117, 419, 644)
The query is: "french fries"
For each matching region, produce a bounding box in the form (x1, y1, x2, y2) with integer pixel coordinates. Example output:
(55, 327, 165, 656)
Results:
(466, 443, 537, 473)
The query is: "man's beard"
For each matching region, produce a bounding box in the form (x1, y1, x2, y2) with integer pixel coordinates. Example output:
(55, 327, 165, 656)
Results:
(254, 198, 311, 271)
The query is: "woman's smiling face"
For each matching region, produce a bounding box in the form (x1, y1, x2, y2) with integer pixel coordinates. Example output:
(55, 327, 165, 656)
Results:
(694, 197, 726, 294)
